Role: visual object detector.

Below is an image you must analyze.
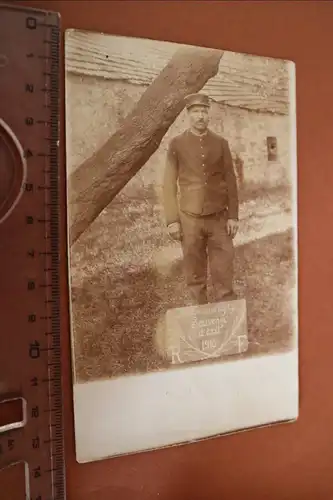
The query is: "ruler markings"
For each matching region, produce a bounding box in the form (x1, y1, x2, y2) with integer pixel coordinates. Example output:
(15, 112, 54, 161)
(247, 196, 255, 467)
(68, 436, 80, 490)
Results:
(49, 18, 64, 500)
(0, 7, 65, 500)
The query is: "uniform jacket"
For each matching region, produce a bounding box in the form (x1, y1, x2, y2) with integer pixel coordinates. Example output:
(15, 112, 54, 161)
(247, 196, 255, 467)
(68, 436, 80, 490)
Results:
(163, 128, 239, 225)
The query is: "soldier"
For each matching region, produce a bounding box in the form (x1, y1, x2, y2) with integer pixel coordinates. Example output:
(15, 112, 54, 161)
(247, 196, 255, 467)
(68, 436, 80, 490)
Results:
(163, 93, 239, 305)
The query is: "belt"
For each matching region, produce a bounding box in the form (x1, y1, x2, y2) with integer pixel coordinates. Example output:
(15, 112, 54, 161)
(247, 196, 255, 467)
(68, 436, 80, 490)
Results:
(180, 208, 228, 219)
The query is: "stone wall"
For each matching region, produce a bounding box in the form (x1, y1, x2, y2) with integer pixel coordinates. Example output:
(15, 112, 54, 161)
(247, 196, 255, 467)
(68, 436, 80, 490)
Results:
(65, 73, 294, 200)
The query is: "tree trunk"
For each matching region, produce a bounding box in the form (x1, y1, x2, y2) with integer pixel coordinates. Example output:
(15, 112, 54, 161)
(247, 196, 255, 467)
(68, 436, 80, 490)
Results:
(68, 46, 223, 246)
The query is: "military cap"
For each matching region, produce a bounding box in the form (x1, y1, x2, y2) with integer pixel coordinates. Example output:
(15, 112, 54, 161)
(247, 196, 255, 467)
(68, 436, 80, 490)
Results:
(184, 93, 210, 109)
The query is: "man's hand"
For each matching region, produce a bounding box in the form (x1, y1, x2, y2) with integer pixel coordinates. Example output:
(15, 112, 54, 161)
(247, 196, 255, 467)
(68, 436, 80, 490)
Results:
(227, 219, 239, 239)
(167, 222, 182, 241)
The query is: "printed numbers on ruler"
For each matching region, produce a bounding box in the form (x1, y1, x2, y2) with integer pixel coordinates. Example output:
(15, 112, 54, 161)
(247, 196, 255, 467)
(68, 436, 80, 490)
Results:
(0, 5, 63, 500)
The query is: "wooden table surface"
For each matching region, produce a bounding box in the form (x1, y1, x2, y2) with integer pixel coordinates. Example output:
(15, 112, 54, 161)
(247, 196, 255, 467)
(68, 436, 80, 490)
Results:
(5, 1, 333, 498)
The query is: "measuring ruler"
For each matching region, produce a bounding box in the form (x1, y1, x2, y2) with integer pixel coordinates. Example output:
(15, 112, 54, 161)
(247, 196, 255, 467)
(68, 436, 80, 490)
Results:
(0, 4, 65, 500)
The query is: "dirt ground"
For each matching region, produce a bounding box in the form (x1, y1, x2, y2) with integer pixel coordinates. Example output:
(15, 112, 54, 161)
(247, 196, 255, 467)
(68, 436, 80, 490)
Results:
(70, 182, 297, 383)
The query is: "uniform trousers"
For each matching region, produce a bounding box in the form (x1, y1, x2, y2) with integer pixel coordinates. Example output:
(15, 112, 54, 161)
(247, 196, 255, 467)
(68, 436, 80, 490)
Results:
(179, 209, 235, 305)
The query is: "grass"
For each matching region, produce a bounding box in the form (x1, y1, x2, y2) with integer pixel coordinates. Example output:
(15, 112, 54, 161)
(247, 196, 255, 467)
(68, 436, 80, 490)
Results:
(70, 181, 297, 383)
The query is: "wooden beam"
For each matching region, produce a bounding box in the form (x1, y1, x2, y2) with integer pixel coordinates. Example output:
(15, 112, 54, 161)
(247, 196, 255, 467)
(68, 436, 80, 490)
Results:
(68, 46, 223, 246)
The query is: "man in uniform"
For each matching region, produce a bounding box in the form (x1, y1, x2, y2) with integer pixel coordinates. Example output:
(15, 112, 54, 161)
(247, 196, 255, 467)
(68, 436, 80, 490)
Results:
(163, 93, 239, 305)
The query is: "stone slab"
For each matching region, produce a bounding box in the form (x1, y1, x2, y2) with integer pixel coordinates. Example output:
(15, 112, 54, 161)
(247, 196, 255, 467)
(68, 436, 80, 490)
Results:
(164, 299, 248, 365)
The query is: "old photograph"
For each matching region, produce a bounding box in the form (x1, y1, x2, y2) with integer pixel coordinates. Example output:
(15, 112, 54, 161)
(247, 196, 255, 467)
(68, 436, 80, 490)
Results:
(65, 29, 298, 462)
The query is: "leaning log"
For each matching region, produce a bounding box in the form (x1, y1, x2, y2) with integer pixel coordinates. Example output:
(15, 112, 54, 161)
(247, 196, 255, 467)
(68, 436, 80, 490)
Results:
(68, 46, 223, 246)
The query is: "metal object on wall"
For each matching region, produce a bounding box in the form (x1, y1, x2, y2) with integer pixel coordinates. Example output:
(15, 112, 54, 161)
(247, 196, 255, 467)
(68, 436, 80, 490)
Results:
(267, 136, 278, 161)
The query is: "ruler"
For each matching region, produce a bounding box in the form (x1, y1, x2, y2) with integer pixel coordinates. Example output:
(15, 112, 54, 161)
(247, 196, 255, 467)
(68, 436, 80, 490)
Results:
(0, 4, 65, 500)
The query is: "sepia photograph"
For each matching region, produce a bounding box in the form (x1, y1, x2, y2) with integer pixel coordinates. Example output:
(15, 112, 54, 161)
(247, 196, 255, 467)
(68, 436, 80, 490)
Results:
(65, 29, 298, 462)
